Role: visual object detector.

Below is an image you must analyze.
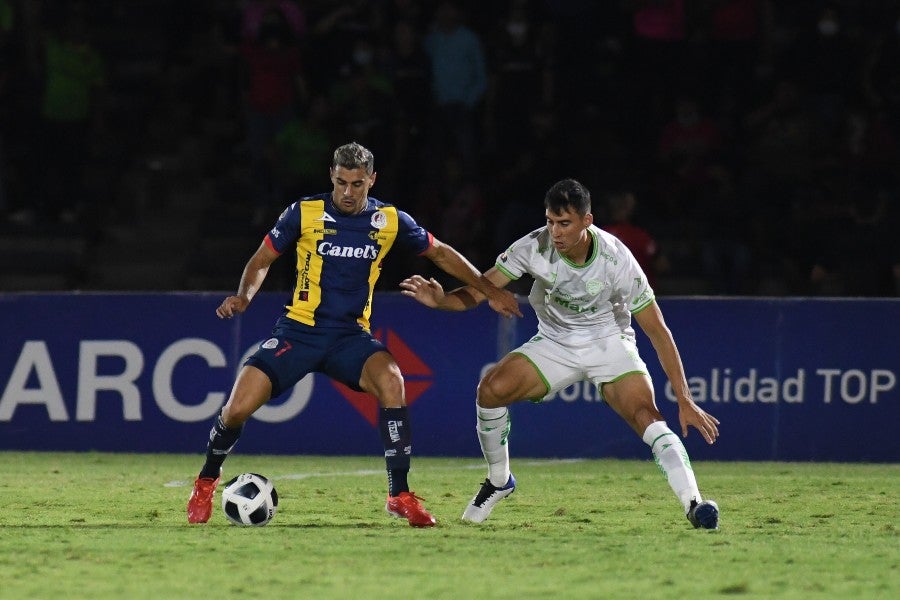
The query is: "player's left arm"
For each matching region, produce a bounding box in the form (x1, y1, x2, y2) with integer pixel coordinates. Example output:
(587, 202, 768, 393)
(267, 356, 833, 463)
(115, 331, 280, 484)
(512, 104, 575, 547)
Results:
(420, 237, 522, 318)
(633, 301, 720, 444)
(401, 266, 512, 311)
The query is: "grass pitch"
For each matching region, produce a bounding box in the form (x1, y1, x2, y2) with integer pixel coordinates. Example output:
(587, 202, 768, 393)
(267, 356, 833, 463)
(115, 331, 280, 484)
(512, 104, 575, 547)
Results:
(0, 453, 896, 599)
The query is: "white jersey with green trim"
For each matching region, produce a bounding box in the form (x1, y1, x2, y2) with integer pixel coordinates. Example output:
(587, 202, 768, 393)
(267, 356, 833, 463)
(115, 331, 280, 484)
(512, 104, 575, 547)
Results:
(495, 224, 654, 344)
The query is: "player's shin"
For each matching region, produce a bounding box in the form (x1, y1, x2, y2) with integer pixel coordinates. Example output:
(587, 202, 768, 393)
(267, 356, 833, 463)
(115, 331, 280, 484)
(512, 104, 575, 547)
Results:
(199, 412, 244, 479)
(476, 404, 511, 487)
(642, 420, 701, 512)
(379, 407, 411, 497)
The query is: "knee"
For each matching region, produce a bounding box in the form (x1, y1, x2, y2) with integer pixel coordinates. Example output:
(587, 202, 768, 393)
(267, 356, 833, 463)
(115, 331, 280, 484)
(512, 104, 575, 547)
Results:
(476, 372, 509, 408)
(221, 402, 252, 428)
(374, 368, 406, 408)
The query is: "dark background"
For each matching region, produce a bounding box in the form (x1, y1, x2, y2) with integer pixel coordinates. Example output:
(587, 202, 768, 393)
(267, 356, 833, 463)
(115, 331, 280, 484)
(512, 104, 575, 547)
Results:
(0, 0, 897, 297)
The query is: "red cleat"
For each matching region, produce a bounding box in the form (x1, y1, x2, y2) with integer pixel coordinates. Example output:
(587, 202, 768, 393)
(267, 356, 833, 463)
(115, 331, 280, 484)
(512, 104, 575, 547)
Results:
(386, 491, 436, 527)
(187, 475, 220, 524)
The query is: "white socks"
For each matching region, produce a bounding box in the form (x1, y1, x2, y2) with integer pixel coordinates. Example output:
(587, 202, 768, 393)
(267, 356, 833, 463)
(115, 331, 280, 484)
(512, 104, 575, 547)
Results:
(476, 404, 511, 487)
(642, 420, 701, 513)
(475, 411, 700, 508)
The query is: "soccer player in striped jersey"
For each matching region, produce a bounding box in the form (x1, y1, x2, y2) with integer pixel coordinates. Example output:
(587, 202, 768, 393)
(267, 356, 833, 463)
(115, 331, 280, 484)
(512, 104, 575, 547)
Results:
(187, 142, 521, 527)
(400, 178, 720, 529)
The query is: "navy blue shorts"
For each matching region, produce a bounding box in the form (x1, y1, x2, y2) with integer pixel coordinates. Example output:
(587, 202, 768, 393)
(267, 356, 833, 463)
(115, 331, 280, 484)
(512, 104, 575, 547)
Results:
(245, 317, 387, 398)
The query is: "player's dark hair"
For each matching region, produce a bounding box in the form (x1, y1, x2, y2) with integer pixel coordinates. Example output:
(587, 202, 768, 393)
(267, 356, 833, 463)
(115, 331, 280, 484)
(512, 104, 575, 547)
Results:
(544, 178, 591, 216)
(333, 141, 375, 174)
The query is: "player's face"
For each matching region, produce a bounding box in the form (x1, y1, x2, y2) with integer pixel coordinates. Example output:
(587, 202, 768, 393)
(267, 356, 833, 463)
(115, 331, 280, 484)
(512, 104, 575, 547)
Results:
(546, 207, 593, 258)
(330, 166, 376, 215)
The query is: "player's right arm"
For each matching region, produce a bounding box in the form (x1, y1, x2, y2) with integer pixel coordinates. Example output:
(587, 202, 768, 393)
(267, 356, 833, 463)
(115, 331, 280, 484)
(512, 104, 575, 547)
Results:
(400, 267, 513, 311)
(216, 241, 280, 319)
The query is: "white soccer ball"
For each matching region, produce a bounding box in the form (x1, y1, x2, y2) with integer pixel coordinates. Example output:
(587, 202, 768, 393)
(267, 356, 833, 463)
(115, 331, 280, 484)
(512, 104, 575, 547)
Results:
(221, 472, 278, 526)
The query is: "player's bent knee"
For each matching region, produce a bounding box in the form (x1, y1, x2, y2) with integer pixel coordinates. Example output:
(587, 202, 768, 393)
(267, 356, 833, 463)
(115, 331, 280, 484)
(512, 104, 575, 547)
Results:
(364, 369, 406, 407)
(374, 376, 406, 407)
(476, 376, 512, 408)
(221, 402, 253, 427)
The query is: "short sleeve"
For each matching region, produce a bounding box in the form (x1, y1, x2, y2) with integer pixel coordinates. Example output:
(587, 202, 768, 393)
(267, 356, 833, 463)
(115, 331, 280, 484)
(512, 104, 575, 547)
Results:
(395, 209, 433, 255)
(613, 241, 655, 313)
(495, 229, 542, 280)
(265, 202, 301, 254)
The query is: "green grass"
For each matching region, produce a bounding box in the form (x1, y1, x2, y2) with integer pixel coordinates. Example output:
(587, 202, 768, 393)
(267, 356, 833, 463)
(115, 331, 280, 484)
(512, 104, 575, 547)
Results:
(0, 453, 897, 599)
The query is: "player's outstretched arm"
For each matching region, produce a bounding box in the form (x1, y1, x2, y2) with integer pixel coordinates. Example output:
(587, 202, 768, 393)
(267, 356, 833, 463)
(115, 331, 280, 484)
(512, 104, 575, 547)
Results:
(420, 239, 521, 317)
(216, 241, 280, 319)
(400, 267, 513, 312)
(634, 301, 720, 444)
(400, 275, 477, 311)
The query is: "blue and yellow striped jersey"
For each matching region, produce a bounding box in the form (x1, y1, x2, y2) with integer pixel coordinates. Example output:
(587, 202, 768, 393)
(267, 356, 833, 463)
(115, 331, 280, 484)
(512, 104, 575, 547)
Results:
(264, 194, 433, 331)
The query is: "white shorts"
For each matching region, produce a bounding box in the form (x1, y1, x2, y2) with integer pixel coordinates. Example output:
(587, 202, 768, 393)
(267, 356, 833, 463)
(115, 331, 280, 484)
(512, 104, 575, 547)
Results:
(513, 333, 649, 401)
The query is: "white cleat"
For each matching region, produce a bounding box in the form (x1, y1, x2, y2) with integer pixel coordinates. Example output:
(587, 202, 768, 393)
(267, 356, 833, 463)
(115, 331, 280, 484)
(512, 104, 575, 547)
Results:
(461, 474, 516, 523)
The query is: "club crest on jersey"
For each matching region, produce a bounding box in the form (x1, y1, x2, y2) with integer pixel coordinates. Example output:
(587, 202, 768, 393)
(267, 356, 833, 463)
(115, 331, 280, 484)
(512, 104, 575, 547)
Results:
(371, 211, 388, 229)
(586, 279, 604, 295)
(262, 338, 279, 349)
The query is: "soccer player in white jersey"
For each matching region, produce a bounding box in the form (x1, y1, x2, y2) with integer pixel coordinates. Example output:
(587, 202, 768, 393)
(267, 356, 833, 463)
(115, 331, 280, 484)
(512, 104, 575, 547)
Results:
(400, 178, 720, 529)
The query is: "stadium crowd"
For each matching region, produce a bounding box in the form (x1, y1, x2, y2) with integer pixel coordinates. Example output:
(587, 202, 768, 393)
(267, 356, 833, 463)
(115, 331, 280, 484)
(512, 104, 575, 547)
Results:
(0, 0, 897, 296)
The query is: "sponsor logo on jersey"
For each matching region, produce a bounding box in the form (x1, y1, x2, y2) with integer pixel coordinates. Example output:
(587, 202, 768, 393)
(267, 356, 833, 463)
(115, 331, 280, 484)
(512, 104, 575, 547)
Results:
(313, 228, 337, 235)
(368, 231, 388, 241)
(598, 249, 618, 265)
(371, 211, 388, 229)
(299, 251, 312, 295)
(317, 241, 379, 259)
(315, 212, 336, 222)
(550, 290, 598, 314)
(262, 338, 278, 349)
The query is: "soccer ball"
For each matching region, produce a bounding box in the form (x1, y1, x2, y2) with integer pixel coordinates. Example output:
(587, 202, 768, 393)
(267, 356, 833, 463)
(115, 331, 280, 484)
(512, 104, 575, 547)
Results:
(221, 472, 278, 526)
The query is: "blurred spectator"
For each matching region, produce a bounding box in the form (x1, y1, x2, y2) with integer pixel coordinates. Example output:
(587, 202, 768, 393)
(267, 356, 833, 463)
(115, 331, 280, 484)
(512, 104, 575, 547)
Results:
(787, 4, 863, 142)
(490, 102, 566, 279)
(423, 1, 487, 180)
(696, 0, 770, 103)
(239, 6, 306, 224)
(0, 0, 13, 217)
(741, 77, 823, 210)
(306, 0, 375, 90)
(381, 0, 427, 32)
(382, 19, 431, 198)
(31, 6, 106, 226)
(326, 41, 394, 148)
(0, 0, 894, 297)
(809, 177, 898, 296)
(601, 190, 669, 289)
(274, 93, 333, 197)
(655, 94, 725, 220)
(240, 0, 307, 42)
(623, 0, 689, 136)
(861, 9, 900, 140)
(540, 2, 630, 159)
(437, 153, 486, 269)
(483, 2, 552, 156)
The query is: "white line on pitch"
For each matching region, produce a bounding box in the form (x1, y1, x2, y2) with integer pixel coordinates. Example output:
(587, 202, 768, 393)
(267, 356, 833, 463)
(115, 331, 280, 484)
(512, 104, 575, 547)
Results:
(163, 458, 584, 487)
